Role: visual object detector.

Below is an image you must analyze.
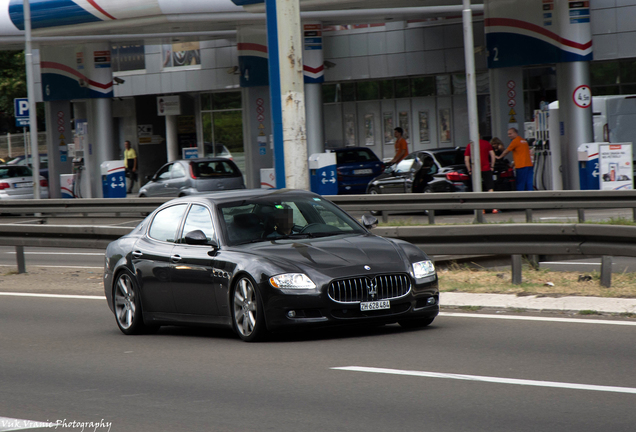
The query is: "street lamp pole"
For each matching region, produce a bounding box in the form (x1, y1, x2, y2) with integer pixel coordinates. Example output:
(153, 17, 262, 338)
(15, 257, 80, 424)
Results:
(23, 0, 40, 199)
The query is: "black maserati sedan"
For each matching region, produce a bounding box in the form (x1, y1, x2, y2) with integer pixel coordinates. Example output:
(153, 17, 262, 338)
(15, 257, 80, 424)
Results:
(104, 189, 438, 341)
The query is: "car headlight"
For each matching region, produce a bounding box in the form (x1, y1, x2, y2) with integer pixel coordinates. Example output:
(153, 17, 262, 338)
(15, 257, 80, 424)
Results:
(269, 273, 316, 289)
(412, 260, 435, 279)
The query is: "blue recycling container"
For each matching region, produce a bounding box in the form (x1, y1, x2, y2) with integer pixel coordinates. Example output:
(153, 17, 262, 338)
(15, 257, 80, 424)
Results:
(101, 160, 127, 198)
(309, 153, 338, 196)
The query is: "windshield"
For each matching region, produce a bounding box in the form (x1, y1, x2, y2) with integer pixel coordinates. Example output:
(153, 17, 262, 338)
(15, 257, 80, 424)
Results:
(219, 195, 367, 245)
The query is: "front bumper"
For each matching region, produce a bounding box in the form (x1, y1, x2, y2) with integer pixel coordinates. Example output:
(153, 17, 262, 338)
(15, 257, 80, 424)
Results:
(261, 278, 439, 331)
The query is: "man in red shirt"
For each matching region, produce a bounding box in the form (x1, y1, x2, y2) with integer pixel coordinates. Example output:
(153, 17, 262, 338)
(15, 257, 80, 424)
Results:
(464, 137, 496, 192)
(388, 127, 408, 166)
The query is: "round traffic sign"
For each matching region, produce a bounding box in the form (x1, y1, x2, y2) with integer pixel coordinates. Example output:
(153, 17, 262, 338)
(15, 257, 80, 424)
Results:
(507, 99, 516, 108)
(507, 80, 516, 89)
(573, 85, 592, 108)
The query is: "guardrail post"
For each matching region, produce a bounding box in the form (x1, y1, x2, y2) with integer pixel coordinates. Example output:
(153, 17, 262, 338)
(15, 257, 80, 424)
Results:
(525, 209, 533, 223)
(578, 209, 585, 223)
(474, 210, 484, 224)
(512, 254, 522, 284)
(16, 246, 26, 274)
(428, 210, 435, 225)
(381, 211, 388, 223)
(600, 256, 612, 288)
(633, 208, 636, 222)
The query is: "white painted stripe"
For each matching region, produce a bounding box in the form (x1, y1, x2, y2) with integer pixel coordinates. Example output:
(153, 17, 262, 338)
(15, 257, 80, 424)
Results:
(0, 292, 105, 300)
(0, 416, 53, 431)
(0, 265, 103, 269)
(332, 366, 636, 395)
(439, 312, 636, 326)
(4, 252, 104, 256)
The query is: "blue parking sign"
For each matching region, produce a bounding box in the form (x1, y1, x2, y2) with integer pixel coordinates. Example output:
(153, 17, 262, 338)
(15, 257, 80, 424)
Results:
(14, 98, 29, 127)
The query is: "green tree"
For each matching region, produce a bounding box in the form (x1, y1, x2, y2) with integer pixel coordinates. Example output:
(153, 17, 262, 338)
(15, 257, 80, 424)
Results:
(0, 50, 26, 133)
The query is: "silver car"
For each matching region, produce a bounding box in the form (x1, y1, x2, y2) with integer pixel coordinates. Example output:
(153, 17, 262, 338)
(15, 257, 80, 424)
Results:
(0, 165, 50, 199)
(138, 158, 245, 197)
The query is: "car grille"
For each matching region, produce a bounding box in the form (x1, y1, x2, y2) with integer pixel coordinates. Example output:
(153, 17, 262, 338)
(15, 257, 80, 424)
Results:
(328, 274, 411, 304)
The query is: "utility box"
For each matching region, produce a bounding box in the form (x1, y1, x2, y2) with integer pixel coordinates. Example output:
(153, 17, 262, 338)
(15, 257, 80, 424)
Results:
(60, 174, 76, 198)
(101, 160, 127, 198)
(578, 143, 602, 190)
(309, 153, 337, 196)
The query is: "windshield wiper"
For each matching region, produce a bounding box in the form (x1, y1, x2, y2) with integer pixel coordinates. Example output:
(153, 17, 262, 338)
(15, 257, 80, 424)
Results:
(268, 233, 313, 240)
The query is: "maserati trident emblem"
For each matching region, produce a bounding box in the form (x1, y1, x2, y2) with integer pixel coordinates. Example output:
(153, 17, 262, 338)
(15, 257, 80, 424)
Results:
(366, 278, 378, 299)
(364, 265, 371, 270)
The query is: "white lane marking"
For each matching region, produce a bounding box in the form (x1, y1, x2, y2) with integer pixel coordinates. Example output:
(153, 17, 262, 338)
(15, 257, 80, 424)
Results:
(0, 416, 53, 431)
(332, 366, 636, 395)
(439, 312, 636, 326)
(4, 252, 104, 256)
(0, 265, 103, 269)
(0, 292, 105, 300)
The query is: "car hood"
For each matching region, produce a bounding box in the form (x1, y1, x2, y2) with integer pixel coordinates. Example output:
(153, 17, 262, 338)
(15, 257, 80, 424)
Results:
(234, 234, 417, 278)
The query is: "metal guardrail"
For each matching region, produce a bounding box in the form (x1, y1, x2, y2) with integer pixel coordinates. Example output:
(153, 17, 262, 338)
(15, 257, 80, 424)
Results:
(2, 190, 636, 223)
(1, 222, 633, 287)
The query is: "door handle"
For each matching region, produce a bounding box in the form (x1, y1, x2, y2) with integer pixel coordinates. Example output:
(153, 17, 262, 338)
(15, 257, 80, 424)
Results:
(170, 254, 182, 263)
(132, 251, 143, 258)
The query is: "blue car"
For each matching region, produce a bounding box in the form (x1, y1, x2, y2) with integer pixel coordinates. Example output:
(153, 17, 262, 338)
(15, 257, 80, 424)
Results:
(332, 147, 384, 194)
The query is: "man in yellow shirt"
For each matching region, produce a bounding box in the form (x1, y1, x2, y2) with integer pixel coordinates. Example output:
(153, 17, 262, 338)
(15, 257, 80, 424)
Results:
(388, 127, 408, 166)
(123, 140, 137, 194)
(497, 128, 534, 191)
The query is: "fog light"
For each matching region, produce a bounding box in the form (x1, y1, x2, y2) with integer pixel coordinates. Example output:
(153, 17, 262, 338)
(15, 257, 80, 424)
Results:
(427, 297, 436, 305)
(287, 310, 296, 318)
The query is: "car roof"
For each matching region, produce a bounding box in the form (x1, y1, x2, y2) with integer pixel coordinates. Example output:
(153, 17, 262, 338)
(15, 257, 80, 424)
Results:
(420, 147, 464, 154)
(330, 147, 375, 152)
(163, 188, 320, 206)
(177, 157, 235, 163)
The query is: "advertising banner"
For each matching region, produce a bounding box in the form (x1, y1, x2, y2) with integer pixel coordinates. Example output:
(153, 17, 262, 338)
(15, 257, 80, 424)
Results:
(599, 143, 633, 191)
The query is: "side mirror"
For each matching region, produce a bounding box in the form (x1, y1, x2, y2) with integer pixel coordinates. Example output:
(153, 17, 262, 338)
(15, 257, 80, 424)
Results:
(361, 214, 378, 230)
(145, 175, 153, 181)
(184, 229, 218, 248)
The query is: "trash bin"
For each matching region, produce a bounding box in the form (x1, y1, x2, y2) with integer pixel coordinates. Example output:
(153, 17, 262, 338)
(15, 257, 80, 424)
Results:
(260, 168, 276, 189)
(309, 153, 337, 195)
(60, 174, 76, 198)
(577, 143, 601, 190)
(101, 160, 127, 198)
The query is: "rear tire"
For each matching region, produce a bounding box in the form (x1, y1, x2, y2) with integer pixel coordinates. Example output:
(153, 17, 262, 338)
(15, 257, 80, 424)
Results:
(113, 269, 155, 335)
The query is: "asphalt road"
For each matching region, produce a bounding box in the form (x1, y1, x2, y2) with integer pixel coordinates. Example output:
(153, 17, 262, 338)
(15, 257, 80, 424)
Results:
(0, 296, 635, 432)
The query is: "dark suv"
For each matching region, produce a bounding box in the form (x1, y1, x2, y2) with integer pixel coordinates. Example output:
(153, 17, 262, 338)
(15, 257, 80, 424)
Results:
(330, 147, 384, 194)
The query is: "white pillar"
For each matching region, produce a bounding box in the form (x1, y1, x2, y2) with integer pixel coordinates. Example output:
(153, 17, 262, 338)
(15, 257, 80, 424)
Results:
(266, 0, 309, 190)
(166, 115, 179, 162)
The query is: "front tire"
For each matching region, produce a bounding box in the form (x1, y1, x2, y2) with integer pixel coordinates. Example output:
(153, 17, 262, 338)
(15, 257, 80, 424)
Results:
(231, 276, 267, 342)
(113, 269, 154, 335)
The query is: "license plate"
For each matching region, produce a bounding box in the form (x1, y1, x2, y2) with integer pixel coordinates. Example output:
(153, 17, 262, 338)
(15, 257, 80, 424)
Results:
(360, 300, 390, 311)
(14, 182, 33, 188)
(354, 169, 373, 175)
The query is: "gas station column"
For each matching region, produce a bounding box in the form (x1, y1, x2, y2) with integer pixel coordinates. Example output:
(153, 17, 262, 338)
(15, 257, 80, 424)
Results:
(489, 67, 524, 145)
(485, 0, 593, 190)
(303, 22, 325, 157)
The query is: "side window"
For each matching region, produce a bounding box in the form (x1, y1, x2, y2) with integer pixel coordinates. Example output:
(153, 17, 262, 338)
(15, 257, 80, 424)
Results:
(148, 204, 187, 242)
(156, 164, 172, 181)
(172, 163, 186, 179)
(395, 156, 414, 173)
(181, 204, 215, 242)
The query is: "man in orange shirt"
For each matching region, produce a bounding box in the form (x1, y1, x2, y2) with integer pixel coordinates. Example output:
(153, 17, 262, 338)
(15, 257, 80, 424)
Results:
(388, 127, 408, 166)
(497, 128, 534, 191)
